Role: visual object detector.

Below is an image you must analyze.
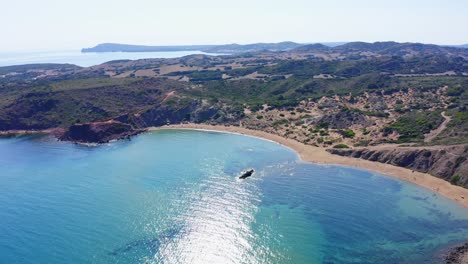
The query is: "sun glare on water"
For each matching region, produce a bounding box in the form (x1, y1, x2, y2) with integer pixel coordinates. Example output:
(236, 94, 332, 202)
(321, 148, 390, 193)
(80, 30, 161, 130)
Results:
(151, 160, 265, 263)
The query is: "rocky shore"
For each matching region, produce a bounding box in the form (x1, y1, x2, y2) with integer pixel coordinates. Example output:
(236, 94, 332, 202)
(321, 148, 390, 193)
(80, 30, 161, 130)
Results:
(444, 243, 468, 264)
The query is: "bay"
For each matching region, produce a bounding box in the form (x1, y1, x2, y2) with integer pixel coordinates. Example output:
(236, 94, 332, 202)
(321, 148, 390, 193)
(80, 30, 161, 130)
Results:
(0, 130, 467, 263)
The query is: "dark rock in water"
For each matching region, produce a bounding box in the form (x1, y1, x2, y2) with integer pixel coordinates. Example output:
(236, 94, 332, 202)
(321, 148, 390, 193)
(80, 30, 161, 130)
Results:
(444, 243, 468, 264)
(60, 120, 143, 144)
(239, 169, 254, 179)
(109, 227, 181, 256)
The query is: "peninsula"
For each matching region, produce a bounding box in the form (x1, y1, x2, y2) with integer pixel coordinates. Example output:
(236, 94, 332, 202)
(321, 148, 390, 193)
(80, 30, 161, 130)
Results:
(81, 41, 305, 53)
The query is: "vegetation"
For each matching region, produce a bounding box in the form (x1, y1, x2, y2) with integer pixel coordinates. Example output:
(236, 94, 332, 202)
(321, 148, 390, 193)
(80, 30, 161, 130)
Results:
(451, 175, 461, 185)
(339, 129, 356, 138)
(333, 144, 350, 149)
(383, 111, 444, 143)
(0, 78, 189, 129)
(0, 41, 466, 147)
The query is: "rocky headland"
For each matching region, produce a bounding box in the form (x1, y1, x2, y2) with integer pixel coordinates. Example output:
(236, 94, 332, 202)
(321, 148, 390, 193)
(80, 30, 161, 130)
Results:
(60, 120, 143, 144)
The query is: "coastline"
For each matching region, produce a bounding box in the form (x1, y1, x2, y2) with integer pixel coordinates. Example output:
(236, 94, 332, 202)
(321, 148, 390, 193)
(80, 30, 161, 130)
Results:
(0, 129, 58, 137)
(150, 124, 468, 208)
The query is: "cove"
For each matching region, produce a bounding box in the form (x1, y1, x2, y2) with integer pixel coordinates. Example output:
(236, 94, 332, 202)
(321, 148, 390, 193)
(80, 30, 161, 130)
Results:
(0, 130, 467, 263)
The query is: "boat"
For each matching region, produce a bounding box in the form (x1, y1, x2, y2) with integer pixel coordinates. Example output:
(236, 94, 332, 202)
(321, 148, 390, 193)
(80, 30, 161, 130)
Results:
(239, 169, 254, 179)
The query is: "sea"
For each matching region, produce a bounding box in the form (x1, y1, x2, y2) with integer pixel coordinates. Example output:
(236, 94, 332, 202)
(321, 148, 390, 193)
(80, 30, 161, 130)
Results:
(0, 50, 222, 67)
(1, 130, 467, 264)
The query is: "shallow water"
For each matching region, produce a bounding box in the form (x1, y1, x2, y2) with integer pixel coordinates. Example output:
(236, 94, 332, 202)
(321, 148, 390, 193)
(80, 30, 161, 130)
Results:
(0, 50, 222, 67)
(0, 130, 467, 263)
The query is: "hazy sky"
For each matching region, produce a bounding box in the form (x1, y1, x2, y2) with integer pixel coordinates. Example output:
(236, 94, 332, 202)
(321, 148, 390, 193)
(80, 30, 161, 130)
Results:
(2, 0, 467, 51)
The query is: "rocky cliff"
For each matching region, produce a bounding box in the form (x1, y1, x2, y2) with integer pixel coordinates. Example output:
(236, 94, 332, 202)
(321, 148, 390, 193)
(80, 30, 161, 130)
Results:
(60, 120, 142, 144)
(327, 145, 468, 187)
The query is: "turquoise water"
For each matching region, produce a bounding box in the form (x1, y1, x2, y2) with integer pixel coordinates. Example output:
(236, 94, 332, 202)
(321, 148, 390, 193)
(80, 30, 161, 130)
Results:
(0, 50, 223, 67)
(0, 130, 467, 263)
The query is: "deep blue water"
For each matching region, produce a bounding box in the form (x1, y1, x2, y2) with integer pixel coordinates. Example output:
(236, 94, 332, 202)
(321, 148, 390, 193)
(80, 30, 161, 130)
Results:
(0, 130, 467, 263)
(0, 50, 223, 67)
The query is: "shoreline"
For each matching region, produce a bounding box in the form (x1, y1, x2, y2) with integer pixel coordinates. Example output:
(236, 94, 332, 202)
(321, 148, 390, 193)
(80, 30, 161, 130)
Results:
(0, 129, 52, 136)
(150, 124, 468, 208)
(2, 124, 467, 208)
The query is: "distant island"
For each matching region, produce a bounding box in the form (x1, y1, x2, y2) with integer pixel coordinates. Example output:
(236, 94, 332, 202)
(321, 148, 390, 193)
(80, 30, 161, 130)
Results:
(81, 43, 218, 53)
(81, 42, 346, 54)
(82, 41, 467, 54)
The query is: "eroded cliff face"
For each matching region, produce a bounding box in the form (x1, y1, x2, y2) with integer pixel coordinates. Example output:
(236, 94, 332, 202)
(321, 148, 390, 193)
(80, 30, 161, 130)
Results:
(327, 145, 468, 187)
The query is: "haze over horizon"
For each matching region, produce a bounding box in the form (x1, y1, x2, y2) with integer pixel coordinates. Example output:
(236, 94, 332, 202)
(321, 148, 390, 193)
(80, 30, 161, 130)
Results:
(2, 0, 467, 52)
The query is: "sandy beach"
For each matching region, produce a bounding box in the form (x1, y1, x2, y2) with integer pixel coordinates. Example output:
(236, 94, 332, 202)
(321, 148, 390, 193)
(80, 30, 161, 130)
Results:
(151, 123, 468, 208)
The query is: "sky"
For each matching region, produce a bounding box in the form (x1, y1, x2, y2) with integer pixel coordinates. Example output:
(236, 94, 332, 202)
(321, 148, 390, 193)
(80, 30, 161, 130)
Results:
(1, 0, 467, 51)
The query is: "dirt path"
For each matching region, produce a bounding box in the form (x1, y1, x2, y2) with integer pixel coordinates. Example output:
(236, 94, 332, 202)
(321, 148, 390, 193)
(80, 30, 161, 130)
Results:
(160, 91, 175, 104)
(424, 111, 451, 143)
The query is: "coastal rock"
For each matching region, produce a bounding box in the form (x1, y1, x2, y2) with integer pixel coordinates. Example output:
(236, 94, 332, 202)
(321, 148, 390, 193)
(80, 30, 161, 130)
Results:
(60, 120, 142, 144)
(327, 145, 468, 187)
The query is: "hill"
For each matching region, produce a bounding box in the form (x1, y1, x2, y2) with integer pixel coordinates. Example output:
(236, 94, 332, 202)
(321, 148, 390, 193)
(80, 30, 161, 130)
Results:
(202, 41, 303, 53)
(292, 41, 468, 58)
(291, 43, 329, 52)
(83, 41, 468, 57)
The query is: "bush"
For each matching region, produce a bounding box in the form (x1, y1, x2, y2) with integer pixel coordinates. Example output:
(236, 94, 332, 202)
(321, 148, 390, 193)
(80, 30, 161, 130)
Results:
(339, 129, 356, 138)
(295, 120, 305, 126)
(256, 115, 264, 120)
(363, 111, 390, 118)
(272, 119, 289, 126)
(355, 140, 370, 147)
(317, 122, 329, 129)
(333, 144, 350, 149)
(384, 110, 444, 142)
(451, 175, 461, 185)
(446, 86, 464, 96)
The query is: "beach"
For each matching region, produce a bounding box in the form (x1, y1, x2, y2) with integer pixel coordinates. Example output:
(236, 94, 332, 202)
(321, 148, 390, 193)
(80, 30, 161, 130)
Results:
(152, 124, 468, 208)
